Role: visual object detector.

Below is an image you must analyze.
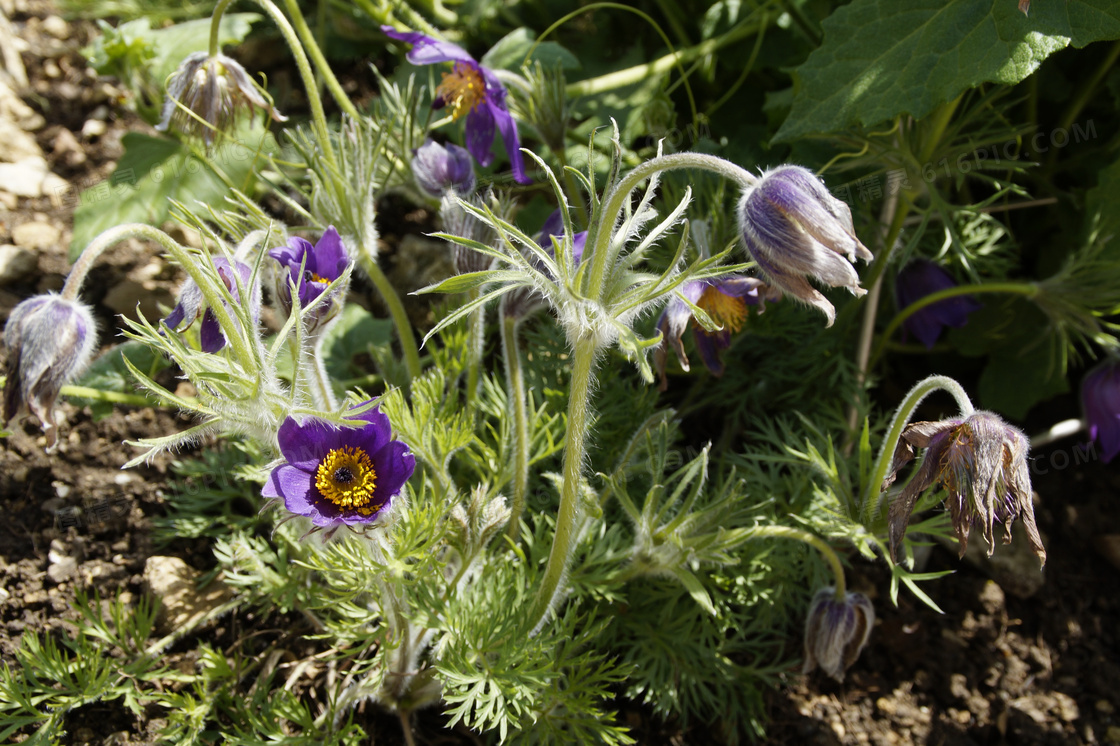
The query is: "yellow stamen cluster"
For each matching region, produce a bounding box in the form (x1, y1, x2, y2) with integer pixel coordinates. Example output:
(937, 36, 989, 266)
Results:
(436, 63, 486, 121)
(314, 446, 380, 514)
(697, 286, 747, 334)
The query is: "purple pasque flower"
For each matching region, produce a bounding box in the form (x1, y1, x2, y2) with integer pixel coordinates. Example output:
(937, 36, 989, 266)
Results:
(2, 294, 97, 449)
(538, 207, 587, 264)
(164, 255, 261, 354)
(738, 165, 873, 326)
(263, 403, 416, 532)
(803, 588, 875, 682)
(268, 226, 350, 331)
(895, 259, 982, 349)
(413, 139, 477, 197)
(654, 276, 769, 390)
(502, 208, 588, 320)
(1082, 359, 1120, 463)
(156, 52, 286, 144)
(381, 26, 529, 185)
(885, 410, 1046, 567)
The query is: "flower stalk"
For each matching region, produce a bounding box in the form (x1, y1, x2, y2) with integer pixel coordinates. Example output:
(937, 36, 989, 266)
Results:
(746, 525, 847, 600)
(500, 307, 530, 540)
(355, 248, 423, 383)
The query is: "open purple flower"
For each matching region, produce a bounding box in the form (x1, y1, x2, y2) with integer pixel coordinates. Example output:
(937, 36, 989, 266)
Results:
(263, 404, 416, 532)
(738, 165, 872, 326)
(654, 277, 769, 390)
(2, 294, 97, 449)
(895, 259, 982, 349)
(268, 226, 350, 331)
(803, 588, 875, 682)
(382, 26, 529, 185)
(413, 139, 476, 197)
(885, 410, 1046, 567)
(163, 256, 261, 353)
(1082, 359, 1120, 463)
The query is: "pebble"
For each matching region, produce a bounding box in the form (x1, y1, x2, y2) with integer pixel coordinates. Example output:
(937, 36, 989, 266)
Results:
(144, 556, 235, 632)
(12, 220, 61, 250)
(51, 127, 85, 167)
(0, 244, 37, 284)
(40, 15, 70, 40)
(0, 157, 67, 198)
(81, 118, 107, 138)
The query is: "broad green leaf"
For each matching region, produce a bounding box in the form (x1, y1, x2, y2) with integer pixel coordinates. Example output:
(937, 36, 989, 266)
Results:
(775, 0, 1120, 142)
(69, 125, 279, 260)
(322, 303, 393, 381)
(480, 27, 581, 71)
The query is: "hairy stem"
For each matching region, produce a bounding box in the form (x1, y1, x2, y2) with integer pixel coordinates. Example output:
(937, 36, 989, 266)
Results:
(465, 289, 484, 413)
(356, 249, 423, 382)
(747, 525, 846, 599)
(526, 334, 598, 634)
(279, 0, 361, 120)
(500, 310, 530, 540)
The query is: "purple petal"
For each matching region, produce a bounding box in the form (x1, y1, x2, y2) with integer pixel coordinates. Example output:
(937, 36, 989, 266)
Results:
(277, 417, 344, 471)
(163, 302, 187, 331)
(1083, 362, 1120, 463)
(464, 104, 496, 167)
(313, 226, 349, 279)
(491, 101, 529, 184)
(199, 308, 226, 353)
(269, 236, 314, 268)
(263, 464, 315, 514)
(381, 26, 474, 65)
(693, 327, 729, 377)
(369, 439, 416, 506)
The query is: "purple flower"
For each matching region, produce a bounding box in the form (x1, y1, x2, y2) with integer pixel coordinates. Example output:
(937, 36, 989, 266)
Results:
(268, 227, 350, 331)
(164, 256, 261, 353)
(502, 209, 587, 320)
(1082, 359, 1120, 463)
(654, 277, 769, 390)
(538, 208, 587, 264)
(885, 411, 1046, 567)
(738, 165, 873, 326)
(2, 294, 97, 449)
(803, 588, 875, 682)
(413, 139, 477, 197)
(156, 52, 286, 144)
(382, 26, 529, 185)
(263, 404, 416, 531)
(894, 259, 982, 349)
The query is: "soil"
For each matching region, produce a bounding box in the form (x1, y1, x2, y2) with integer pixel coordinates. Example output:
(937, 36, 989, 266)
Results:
(3, 2, 1120, 744)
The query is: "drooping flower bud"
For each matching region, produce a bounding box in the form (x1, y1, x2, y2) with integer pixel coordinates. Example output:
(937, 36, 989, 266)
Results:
(413, 139, 476, 197)
(156, 52, 286, 144)
(894, 258, 982, 349)
(886, 410, 1046, 567)
(1081, 359, 1120, 463)
(2, 294, 97, 448)
(803, 588, 875, 682)
(268, 226, 351, 334)
(737, 165, 873, 326)
(163, 256, 261, 353)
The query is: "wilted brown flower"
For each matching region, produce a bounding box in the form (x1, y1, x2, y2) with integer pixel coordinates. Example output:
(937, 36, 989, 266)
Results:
(886, 410, 1046, 567)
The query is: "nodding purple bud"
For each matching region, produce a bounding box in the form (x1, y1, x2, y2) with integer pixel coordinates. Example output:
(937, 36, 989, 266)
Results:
(738, 165, 873, 326)
(537, 208, 587, 266)
(268, 227, 351, 333)
(894, 259, 982, 349)
(2, 294, 97, 449)
(803, 588, 875, 682)
(163, 256, 261, 353)
(413, 140, 476, 198)
(156, 52, 285, 145)
(1082, 359, 1120, 463)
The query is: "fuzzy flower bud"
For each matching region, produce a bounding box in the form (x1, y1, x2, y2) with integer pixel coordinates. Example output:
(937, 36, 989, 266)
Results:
(895, 259, 982, 349)
(803, 588, 875, 681)
(413, 139, 476, 197)
(1081, 359, 1120, 463)
(163, 256, 261, 353)
(2, 294, 97, 448)
(886, 410, 1046, 567)
(268, 227, 351, 334)
(156, 52, 286, 144)
(738, 165, 873, 326)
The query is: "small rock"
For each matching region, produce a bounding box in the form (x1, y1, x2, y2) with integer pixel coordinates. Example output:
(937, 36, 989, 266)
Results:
(89, 105, 110, 121)
(41, 15, 70, 40)
(1097, 700, 1115, 715)
(51, 128, 86, 167)
(42, 60, 61, 78)
(0, 117, 44, 162)
(0, 244, 37, 285)
(81, 119, 107, 139)
(47, 555, 77, 583)
(52, 481, 72, 499)
(0, 157, 66, 198)
(12, 220, 61, 251)
(144, 556, 235, 632)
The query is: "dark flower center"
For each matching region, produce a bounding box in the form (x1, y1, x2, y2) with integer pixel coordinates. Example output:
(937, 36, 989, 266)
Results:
(314, 446, 380, 513)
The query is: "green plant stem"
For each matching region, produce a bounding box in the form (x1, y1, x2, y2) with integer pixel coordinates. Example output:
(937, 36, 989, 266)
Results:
(356, 250, 422, 382)
(586, 152, 757, 301)
(526, 334, 598, 634)
(306, 334, 338, 410)
(861, 375, 974, 524)
(279, 0, 361, 120)
(868, 282, 1038, 369)
(465, 288, 484, 413)
(209, 0, 338, 168)
(565, 17, 763, 98)
(60, 384, 168, 407)
(747, 525, 846, 598)
(553, 144, 588, 226)
(500, 310, 529, 541)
